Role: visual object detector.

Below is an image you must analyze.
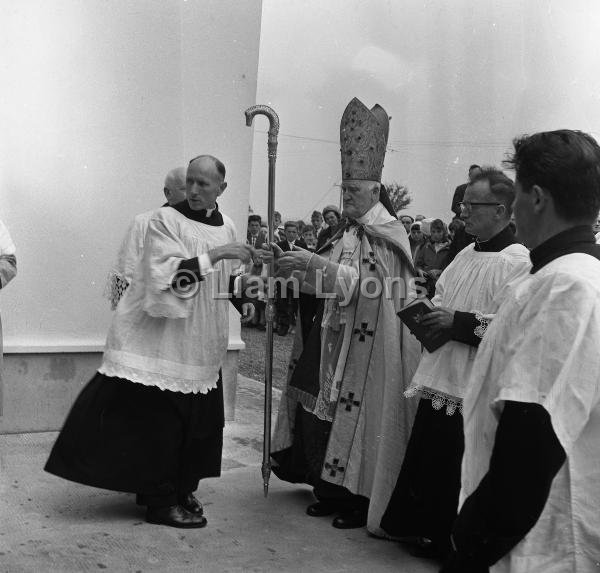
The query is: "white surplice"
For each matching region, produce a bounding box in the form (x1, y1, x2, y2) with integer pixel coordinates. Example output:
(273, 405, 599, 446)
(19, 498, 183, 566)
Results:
(405, 243, 530, 413)
(99, 207, 238, 394)
(461, 252, 600, 572)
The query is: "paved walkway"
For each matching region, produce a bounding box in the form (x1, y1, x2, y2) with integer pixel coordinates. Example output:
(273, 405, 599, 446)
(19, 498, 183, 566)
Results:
(0, 376, 437, 573)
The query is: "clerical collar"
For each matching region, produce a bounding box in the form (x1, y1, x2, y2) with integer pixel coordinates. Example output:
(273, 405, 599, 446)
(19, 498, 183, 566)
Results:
(356, 201, 395, 226)
(474, 225, 518, 252)
(530, 225, 599, 274)
(169, 200, 224, 226)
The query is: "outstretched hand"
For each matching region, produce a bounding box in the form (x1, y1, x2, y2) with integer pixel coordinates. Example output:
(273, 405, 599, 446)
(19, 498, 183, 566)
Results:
(209, 243, 254, 265)
(253, 247, 275, 265)
(272, 242, 313, 273)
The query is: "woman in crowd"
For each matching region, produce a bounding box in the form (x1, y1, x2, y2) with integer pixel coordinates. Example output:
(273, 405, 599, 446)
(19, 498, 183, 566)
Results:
(414, 218, 451, 298)
(315, 204, 342, 250)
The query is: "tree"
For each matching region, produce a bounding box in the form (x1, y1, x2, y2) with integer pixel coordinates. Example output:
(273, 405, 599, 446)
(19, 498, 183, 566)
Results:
(385, 182, 411, 214)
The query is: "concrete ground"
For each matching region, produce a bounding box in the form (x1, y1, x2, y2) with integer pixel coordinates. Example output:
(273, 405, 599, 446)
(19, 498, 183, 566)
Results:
(0, 376, 437, 573)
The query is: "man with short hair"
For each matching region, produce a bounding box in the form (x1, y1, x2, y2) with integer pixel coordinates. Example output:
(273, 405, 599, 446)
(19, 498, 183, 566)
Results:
(382, 168, 530, 559)
(271, 98, 420, 535)
(301, 226, 317, 251)
(451, 164, 482, 217)
(247, 214, 267, 249)
(400, 214, 414, 234)
(46, 155, 255, 529)
(443, 130, 600, 572)
(105, 166, 187, 309)
(274, 221, 307, 336)
(310, 210, 326, 236)
(243, 214, 269, 329)
(273, 211, 285, 242)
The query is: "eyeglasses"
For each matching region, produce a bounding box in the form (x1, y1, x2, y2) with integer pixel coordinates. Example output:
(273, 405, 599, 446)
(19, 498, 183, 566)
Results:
(459, 201, 503, 212)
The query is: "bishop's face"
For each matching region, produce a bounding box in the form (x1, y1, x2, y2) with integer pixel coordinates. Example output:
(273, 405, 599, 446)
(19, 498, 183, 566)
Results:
(342, 180, 380, 219)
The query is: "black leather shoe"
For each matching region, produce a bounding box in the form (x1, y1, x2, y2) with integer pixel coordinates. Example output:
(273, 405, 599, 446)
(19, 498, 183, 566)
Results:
(405, 537, 447, 560)
(306, 501, 338, 517)
(178, 493, 203, 515)
(146, 505, 207, 528)
(332, 510, 367, 529)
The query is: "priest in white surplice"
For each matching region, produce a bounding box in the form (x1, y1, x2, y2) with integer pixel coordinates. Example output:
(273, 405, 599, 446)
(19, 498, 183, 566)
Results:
(46, 155, 255, 529)
(381, 168, 530, 559)
(442, 130, 600, 573)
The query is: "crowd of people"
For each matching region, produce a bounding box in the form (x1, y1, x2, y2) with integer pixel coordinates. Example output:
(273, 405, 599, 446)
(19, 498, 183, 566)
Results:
(0, 94, 591, 573)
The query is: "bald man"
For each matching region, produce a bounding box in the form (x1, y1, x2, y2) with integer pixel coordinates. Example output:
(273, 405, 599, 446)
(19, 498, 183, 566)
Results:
(105, 167, 187, 309)
(47, 155, 256, 528)
(163, 166, 187, 205)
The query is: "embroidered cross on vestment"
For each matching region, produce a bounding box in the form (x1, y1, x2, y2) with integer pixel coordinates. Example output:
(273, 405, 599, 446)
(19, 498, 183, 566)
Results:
(340, 392, 360, 412)
(362, 251, 377, 271)
(324, 458, 345, 477)
(354, 321, 374, 341)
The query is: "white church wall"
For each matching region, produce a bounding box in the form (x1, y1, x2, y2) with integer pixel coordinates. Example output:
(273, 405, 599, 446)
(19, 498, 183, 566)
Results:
(0, 0, 262, 431)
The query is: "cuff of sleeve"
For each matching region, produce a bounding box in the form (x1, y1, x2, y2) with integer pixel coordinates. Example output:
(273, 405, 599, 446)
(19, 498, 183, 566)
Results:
(305, 253, 339, 293)
(233, 274, 243, 297)
(451, 311, 481, 347)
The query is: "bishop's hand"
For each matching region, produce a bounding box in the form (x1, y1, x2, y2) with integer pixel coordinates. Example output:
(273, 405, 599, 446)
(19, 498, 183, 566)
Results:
(272, 243, 313, 274)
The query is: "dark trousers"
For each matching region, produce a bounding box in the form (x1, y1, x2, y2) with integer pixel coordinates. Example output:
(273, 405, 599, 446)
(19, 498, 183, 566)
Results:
(276, 286, 298, 329)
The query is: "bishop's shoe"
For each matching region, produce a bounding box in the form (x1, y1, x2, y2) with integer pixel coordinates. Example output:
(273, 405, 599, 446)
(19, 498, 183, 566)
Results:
(146, 504, 207, 528)
(331, 509, 367, 529)
(306, 501, 338, 517)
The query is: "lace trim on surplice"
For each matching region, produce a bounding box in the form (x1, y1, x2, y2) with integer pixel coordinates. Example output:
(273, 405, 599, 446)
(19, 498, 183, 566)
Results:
(474, 310, 491, 339)
(404, 386, 463, 415)
(99, 359, 219, 395)
(103, 271, 130, 310)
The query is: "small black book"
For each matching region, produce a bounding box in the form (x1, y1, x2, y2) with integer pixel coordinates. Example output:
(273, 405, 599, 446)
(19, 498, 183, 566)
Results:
(397, 297, 451, 352)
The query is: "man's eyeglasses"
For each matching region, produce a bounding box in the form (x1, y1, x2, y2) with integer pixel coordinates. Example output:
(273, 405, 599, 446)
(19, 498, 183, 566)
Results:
(459, 201, 503, 212)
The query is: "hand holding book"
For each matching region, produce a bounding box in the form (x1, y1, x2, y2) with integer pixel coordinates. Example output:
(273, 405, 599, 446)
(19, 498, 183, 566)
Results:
(397, 298, 453, 352)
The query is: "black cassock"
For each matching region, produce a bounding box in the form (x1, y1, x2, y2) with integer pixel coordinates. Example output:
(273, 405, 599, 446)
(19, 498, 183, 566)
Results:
(45, 373, 224, 506)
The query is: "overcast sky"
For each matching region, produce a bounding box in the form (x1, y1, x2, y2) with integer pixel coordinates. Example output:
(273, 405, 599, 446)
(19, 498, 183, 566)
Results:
(249, 0, 600, 222)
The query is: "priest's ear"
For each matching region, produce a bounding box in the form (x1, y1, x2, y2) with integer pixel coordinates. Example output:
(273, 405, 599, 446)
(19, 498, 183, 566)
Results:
(218, 181, 228, 196)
